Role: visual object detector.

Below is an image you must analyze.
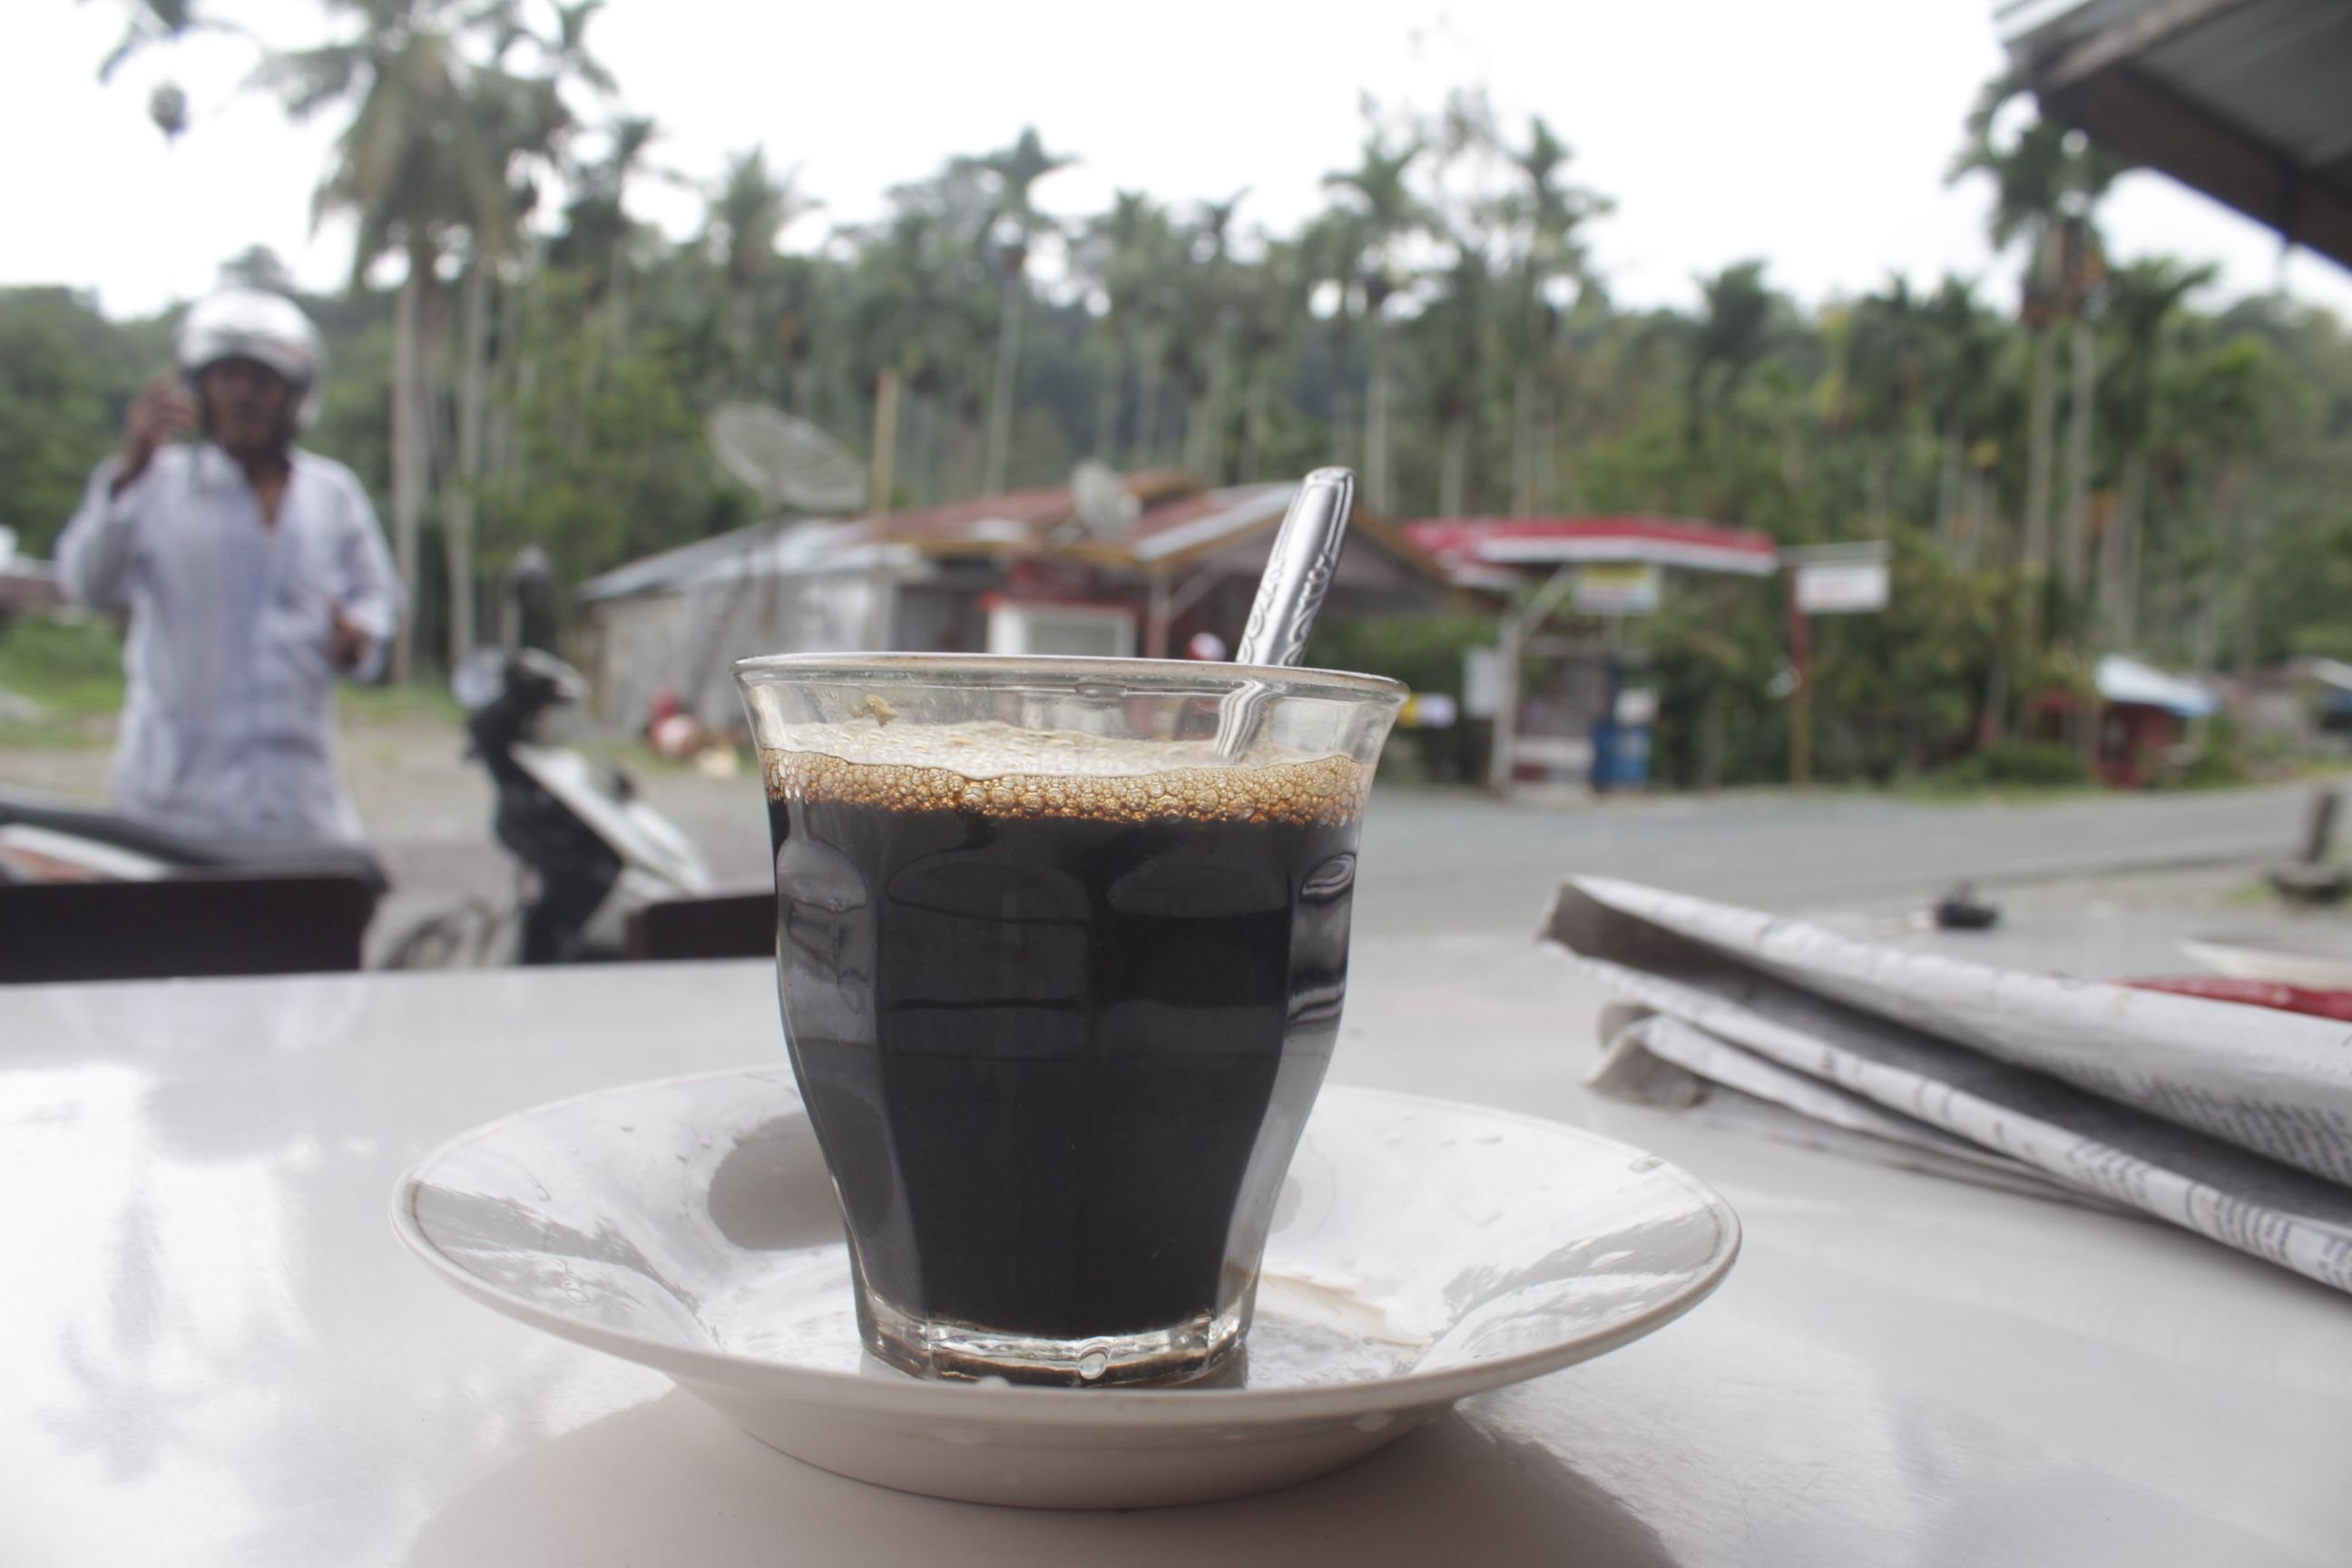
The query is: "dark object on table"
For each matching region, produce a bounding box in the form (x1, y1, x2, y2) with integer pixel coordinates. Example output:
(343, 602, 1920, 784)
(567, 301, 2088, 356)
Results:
(625, 891, 772, 961)
(1933, 883, 2002, 931)
(2267, 789, 2348, 906)
(0, 870, 377, 983)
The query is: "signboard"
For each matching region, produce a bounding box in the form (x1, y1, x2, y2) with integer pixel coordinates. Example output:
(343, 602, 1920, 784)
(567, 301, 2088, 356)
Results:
(1613, 687, 1659, 726)
(1462, 647, 1504, 720)
(1572, 563, 1662, 617)
(1793, 560, 1890, 615)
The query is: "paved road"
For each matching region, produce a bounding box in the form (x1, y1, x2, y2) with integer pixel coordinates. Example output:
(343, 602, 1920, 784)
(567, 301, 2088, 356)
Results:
(1348, 782, 2321, 936)
(5, 721, 2324, 944)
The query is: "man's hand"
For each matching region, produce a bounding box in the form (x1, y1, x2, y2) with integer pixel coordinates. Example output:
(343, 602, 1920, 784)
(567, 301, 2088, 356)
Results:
(328, 603, 373, 674)
(116, 376, 195, 493)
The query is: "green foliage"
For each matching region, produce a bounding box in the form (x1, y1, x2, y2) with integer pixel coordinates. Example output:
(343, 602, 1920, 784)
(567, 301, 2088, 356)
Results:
(2149, 712, 2249, 790)
(1307, 612, 1495, 699)
(0, 289, 169, 553)
(1933, 740, 2092, 790)
(473, 273, 738, 590)
(0, 615, 127, 748)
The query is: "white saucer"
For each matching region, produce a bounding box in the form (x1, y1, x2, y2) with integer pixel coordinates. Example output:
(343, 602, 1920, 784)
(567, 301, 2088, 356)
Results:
(394, 1071, 1740, 1509)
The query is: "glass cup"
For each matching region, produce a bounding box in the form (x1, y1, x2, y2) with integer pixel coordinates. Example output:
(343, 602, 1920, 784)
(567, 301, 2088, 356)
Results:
(736, 652, 1403, 1387)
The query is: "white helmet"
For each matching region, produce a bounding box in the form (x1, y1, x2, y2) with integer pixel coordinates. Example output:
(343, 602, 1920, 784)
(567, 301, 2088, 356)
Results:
(177, 289, 326, 431)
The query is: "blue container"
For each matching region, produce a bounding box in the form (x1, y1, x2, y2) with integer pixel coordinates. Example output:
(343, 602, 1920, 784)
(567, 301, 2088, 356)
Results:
(1590, 720, 1651, 792)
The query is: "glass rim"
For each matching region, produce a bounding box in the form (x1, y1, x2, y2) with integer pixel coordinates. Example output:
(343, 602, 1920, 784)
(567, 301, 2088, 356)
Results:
(732, 652, 1407, 706)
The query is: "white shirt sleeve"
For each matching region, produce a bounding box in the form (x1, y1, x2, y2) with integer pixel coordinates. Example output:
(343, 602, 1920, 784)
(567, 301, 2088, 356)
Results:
(54, 456, 150, 610)
(332, 468, 402, 684)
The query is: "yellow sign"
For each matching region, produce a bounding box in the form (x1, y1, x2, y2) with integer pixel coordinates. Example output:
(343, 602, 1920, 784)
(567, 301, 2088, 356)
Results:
(1572, 564, 1662, 616)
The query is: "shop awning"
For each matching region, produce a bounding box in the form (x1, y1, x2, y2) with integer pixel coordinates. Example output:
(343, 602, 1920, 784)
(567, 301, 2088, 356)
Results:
(2096, 653, 2219, 715)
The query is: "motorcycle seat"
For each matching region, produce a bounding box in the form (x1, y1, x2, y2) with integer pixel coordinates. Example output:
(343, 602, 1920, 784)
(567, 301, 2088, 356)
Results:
(0, 793, 391, 897)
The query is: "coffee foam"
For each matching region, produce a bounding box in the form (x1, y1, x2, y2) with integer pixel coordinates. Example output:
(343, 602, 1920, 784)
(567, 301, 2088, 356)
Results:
(760, 722, 1369, 827)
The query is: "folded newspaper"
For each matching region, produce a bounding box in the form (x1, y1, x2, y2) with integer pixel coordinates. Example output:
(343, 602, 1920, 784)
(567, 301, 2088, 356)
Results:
(1543, 875, 2352, 1295)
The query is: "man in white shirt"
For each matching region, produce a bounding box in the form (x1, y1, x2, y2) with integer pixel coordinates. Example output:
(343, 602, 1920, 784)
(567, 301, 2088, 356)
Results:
(55, 289, 400, 844)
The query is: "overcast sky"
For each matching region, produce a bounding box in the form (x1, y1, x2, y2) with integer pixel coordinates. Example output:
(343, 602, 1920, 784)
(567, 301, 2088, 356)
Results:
(9, 0, 2351, 323)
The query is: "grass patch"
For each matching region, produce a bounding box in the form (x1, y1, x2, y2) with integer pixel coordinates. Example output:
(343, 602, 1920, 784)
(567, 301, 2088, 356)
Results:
(0, 614, 125, 748)
(343, 678, 463, 726)
(0, 612, 467, 745)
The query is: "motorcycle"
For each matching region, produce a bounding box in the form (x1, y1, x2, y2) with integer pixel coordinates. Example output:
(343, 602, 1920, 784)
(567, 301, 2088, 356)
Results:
(0, 781, 394, 984)
(0, 790, 390, 894)
(383, 647, 713, 966)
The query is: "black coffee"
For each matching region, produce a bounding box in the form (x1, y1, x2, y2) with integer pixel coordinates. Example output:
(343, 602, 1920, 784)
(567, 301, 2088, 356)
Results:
(763, 746, 1368, 1367)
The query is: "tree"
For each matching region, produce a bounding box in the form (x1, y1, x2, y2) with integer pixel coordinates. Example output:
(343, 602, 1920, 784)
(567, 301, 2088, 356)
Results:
(1948, 73, 2126, 613)
(1503, 116, 1604, 514)
(1918, 277, 2004, 556)
(1415, 241, 1491, 514)
(1322, 115, 1425, 515)
(2094, 258, 2212, 642)
(1181, 191, 1248, 482)
(705, 148, 819, 396)
(1837, 277, 1932, 534)
(2156, 332, 2286, 672)
(472, 270, 725, 589)
(0, 289, 163, 554)
(259, 0, 593, 675)
(956, 128, 1073, 496)
(1683, 261, 1778, 456)
(1075, 191, 1177, 467)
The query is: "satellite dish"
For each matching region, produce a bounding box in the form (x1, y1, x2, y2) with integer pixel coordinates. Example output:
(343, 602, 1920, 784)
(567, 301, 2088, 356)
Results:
(708, 403, 868, 514)
(1069, 459, 1139, 537)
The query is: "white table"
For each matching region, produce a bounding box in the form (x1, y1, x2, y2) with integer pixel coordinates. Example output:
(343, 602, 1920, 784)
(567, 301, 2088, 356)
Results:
(4, 936, 2345, 1566)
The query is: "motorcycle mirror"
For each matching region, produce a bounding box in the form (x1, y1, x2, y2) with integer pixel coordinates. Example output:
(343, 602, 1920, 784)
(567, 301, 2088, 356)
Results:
(451, 649, 507, 712)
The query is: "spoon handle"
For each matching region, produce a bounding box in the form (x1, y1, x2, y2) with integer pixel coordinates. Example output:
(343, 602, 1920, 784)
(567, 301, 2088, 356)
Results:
(1231, 467, 1355, 669)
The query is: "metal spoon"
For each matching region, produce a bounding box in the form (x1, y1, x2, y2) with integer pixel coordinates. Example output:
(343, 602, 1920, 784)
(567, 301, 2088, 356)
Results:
(1215, 466, 1356, 759)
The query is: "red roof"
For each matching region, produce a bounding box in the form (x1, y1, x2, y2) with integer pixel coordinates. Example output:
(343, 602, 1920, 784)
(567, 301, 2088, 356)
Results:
(1402, 515, 1779, 577)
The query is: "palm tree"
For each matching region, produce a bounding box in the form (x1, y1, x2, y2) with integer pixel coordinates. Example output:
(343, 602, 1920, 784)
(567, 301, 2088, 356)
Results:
(1420, 240, 1492, 514)
(1322, 127, 1425, 514)
(1181, 191, 1248, 482)
(848, 204, 991, 504)
(1919, 277, 2004, 554)
(551, 115, 661, 313)
(260, 0, 606, 673)
(1684, 261, 1778, 454)
(1948, 73, 2125, 611)
(2095, 259, 2212, 642)
(1227, 237, 1312, 484)
(2053, 212, 2117, 602)
(1838, 277, 1932, 534)
(262, 0, 516, 680)
(1504, 117, 1602, 514)
(956, 128, 1073, 496)
(1072, 191, 1142, 460)
(1299, 208, 1367, 471)
(706, 149, 820, 395)
(1081, 191, 1177, 467)
(2161, 334, 2283, 672)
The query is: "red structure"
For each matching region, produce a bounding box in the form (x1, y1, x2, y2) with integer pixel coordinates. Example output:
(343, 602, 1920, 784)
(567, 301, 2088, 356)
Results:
(1397, 514, 1780, 791)
(1401, 514, 1779, 584)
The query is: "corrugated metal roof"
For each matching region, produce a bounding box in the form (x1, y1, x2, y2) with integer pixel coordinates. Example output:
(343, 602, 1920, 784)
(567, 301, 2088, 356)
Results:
(1401, 516, 1781, 578)
(575, 516, 813, 603)
(2002, 0, 2352, 267)
(579, 472, 1452, 602)
(2138, 0, 2352, 168)
(2096, 653, 2218, 715)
